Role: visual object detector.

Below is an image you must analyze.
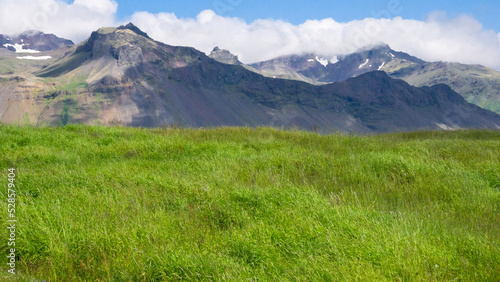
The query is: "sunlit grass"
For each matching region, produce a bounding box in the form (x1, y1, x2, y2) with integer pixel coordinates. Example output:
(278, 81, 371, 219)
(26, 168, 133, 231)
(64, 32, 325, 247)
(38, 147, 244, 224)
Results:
(0, 125, 499, 280)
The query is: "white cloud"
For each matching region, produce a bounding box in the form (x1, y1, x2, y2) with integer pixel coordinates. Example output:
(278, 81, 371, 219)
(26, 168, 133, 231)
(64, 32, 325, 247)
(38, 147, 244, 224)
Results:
(73, 0, 117, 15)
(130, 10, 500, 69)
(0, 0, 117, 43)
(0, 2, 499, 70)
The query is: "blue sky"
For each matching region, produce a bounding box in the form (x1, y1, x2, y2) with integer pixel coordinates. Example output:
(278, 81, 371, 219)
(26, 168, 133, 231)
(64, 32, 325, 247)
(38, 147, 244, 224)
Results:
(114, 0, 500, 32)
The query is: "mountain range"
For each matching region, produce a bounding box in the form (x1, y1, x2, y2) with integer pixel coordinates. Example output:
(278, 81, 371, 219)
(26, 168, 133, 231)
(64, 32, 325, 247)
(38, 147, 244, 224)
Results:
(216, 44, 500, 114)
(1, 31, 73, 52)
(0, 24, 499, 133)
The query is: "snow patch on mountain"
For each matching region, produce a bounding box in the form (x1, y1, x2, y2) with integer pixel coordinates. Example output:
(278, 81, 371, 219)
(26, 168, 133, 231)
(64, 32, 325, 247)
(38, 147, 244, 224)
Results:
(16, 56, 52, 60)
(316, 56, 329, 67)
(389, 53, 395, 58)
(359, 59, 369, 69)
(378, 62, 385, 70)
(307, 59, 314, 62)
(3, 43, 40, 53)
(330, 56, 339, 64)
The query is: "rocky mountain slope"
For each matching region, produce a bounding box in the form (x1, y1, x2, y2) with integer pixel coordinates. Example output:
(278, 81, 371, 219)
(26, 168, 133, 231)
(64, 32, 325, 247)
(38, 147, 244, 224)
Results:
(1, 24, 499, 132)
(245, 45, 500, 114)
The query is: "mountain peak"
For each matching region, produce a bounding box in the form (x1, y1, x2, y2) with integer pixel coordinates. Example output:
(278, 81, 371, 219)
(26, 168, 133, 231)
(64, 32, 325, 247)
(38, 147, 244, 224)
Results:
(209, 46, 241, 65)
(18, 30, 43, 37)
(74, 23, 155, 60)
(357, 43, 391, 52)
(370, 44, 393, 52)
(117, 22, 151, 39)
(40, 23, 160, 77)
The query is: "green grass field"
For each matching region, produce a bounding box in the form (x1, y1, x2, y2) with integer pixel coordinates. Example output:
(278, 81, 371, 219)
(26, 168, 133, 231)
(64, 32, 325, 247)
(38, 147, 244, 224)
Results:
(0, 125, 499, 281)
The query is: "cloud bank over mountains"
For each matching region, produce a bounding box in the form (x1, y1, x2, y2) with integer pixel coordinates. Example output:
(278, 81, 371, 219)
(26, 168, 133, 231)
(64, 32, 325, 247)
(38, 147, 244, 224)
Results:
(1, 0, 500, 69)
(0, 0, 117, 42)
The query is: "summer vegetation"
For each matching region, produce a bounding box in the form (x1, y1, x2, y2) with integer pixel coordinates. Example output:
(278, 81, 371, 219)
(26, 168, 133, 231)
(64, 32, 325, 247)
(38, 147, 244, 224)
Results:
(0, 125, 499, 281)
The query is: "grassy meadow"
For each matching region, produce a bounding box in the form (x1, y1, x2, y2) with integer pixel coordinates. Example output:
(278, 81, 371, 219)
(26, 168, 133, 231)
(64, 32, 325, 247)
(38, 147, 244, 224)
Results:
(0, 125, 499, 281)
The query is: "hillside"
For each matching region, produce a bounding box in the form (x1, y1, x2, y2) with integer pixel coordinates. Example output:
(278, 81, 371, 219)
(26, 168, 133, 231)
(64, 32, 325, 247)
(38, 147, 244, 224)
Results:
(1, 24, 499, 132)
(390, 62, 500, 113)
(247, 45, 500, 114)
(1, 125, 499, 280)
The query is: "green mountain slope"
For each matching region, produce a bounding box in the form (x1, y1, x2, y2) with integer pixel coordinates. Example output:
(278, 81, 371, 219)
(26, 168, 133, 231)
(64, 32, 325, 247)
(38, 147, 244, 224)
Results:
(1, 125, 499, 280)
(390, 62, 500, 113)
